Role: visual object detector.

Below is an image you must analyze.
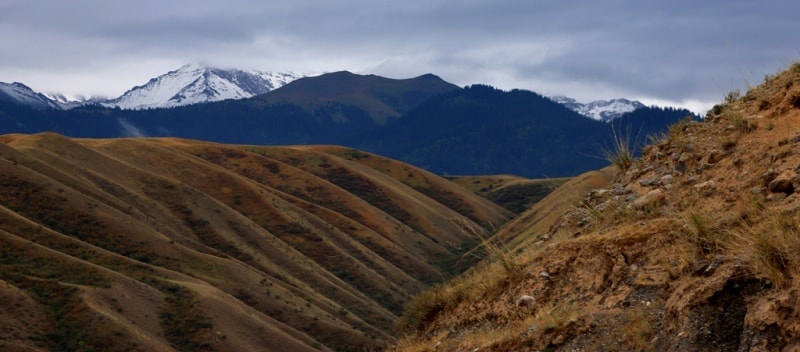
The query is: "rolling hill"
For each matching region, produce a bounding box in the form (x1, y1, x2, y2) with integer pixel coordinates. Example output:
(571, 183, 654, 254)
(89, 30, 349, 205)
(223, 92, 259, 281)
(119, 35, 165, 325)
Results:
(0, 133, 511, 351)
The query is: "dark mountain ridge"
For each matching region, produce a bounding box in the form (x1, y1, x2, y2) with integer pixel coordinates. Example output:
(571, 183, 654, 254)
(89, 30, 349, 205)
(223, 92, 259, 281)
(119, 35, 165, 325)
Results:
(259, 71, 459, 125)
(0, 72, 697, 177)
(354, 84, 696, 177)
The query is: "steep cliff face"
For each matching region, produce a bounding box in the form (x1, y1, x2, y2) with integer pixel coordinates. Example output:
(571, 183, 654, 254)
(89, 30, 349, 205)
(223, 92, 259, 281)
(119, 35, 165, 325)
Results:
(393, 63, 800, 351)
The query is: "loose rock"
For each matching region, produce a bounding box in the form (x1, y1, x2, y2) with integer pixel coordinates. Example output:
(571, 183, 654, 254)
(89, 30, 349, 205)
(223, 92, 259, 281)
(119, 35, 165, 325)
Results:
(631, 189, 666, 209)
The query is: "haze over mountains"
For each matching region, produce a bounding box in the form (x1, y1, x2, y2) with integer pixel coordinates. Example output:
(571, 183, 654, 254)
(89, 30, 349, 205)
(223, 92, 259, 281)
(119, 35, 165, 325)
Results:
(0, 65, 697, 177)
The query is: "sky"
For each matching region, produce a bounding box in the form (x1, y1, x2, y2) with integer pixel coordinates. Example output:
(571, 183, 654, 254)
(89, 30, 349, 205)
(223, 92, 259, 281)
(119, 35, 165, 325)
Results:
(1, 1, 798, 114)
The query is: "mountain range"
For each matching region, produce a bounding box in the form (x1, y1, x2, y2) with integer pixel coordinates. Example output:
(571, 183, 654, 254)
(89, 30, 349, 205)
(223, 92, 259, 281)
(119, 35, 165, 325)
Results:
(4, 60, 800, 352)
(4, 64, 645, 120)
(0, 66, 697, 177)
(3, 64, 306, 110)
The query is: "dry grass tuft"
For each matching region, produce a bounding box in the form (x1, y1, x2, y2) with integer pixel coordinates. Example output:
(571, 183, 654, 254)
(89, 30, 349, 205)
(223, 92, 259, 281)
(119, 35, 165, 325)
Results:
(726, 211, 800, 289)
(590, 305, 656, 351)
(602, 127, 634, 172)
(683, 208, 725, 256)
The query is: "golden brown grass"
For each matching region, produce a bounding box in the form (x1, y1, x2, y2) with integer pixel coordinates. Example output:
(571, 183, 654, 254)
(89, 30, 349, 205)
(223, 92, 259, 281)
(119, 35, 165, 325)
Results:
(602, 126, 634, 172)
(726, 209, 800, 289)
(0, 133, 514, 351)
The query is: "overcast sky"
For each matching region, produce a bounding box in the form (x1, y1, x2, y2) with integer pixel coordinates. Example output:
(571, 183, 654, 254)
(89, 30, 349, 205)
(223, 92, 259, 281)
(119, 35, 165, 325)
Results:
(1, 1, 798, 113)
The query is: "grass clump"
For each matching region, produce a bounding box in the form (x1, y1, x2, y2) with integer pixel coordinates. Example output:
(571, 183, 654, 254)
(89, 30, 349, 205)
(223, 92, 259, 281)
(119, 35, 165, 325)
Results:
(602, 127, 634, 172)
(726, 211, 800, 289)
(394, 282, 462, 335)
(683, 208, 725, 256)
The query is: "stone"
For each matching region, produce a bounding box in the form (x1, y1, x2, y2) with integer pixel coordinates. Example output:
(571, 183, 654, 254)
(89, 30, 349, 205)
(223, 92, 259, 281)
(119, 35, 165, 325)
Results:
(516, 295, 536, 310)
(660, 174, 674, 185)
(539, 271, 550, 278)
(768, 193, 788, 202)
(595, 189, 610, 197)
(707, 149, 724, 164)
(613, 186, 632, 195)
(761, 169, 780, 186)
(631, 189, 666, 209)
(694, 181, 716, 197)
(768, 170, 796, 194)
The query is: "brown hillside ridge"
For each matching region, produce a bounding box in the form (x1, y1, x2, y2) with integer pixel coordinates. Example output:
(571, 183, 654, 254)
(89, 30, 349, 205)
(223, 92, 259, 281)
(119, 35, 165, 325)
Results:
(0, 135, 511, 351)
(392, 63, 800, 352)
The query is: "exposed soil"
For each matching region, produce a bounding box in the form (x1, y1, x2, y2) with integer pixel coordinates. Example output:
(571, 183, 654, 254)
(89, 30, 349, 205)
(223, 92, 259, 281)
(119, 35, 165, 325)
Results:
(392, 63, 800, 351)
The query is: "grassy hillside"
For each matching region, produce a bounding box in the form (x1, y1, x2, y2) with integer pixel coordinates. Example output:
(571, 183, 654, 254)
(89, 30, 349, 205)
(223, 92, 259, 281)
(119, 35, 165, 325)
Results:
(0, 134, 512, 351)
(392, 63, 800, 351)
(447, 175, 571, 214)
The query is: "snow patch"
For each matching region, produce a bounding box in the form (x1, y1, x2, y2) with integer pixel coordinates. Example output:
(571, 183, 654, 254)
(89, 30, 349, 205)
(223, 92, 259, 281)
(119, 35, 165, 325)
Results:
(549, 96, 645, 122)
(0, 82, 63, 110)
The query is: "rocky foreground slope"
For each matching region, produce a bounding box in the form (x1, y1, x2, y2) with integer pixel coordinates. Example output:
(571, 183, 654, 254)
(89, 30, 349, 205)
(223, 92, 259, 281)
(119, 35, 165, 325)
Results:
(392, 63, 800, 351)
(0, 134, 511, 351)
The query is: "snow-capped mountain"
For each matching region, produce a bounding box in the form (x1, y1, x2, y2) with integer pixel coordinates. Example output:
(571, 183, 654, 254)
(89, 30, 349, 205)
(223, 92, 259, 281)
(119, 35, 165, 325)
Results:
(0, 82, 64, 110)
(43, 93, 105, 109)
(105, 63, 306, 109)
(549, 96, 645, 122)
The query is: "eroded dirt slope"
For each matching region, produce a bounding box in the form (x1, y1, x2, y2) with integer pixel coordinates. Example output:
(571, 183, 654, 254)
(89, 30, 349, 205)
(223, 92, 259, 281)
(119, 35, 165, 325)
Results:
(393, 63, 800, 351)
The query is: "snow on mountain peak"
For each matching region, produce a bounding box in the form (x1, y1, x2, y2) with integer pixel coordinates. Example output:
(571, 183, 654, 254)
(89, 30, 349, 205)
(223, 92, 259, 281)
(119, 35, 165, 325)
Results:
(549, 96, 645, 122)
(0, 82, 63, 110)
(105, 64, 306, 110)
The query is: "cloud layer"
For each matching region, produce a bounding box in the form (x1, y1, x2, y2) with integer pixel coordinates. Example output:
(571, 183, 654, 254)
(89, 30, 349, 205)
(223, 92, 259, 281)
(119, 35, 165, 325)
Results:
(1, 0, 798, 113)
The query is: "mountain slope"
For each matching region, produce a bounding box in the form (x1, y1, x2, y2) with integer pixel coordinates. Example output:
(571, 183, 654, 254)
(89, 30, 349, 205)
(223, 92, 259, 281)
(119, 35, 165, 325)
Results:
(355, 85, 694, 177)
(0, 82, 63, 110)
(258, 71, 459, 126)
(0, 75, 694, 178)
(393, 63, 800, 351)
(0, 133, 512, 351)
(105, 64, 305, 109)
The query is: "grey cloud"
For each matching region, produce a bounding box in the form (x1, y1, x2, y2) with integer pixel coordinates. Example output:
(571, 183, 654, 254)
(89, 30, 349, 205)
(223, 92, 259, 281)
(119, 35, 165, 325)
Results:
(1, 0, 799, 112)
